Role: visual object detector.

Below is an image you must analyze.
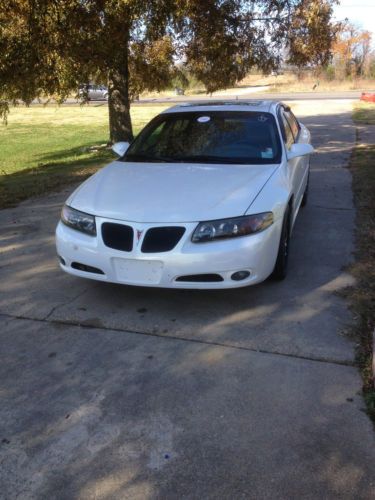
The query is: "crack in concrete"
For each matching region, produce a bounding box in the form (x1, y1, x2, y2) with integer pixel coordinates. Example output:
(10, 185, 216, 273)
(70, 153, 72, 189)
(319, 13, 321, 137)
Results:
(43, 284, 98, 321)
(0, 311, 356, 368)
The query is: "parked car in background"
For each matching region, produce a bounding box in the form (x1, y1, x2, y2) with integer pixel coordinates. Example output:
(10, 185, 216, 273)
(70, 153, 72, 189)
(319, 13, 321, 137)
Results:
(56, 100, 313, 289)
(78, 84, 108, 101)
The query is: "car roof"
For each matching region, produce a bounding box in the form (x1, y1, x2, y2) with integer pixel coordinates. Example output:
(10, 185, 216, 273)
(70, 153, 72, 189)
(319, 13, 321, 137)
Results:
(161, 100, 280, 115)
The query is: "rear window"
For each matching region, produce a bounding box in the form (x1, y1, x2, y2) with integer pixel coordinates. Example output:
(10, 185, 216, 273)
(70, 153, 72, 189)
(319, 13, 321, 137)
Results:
(123, 111, 282, 165)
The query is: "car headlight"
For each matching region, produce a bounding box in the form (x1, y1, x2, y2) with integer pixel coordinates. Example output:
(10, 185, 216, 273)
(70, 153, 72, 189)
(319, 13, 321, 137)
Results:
(61, 205, 96, 236)
(192, 213, 273, 243)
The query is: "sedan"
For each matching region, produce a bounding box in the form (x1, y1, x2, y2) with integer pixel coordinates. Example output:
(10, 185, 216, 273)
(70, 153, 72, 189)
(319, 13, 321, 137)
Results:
(56, 100, 313, 289)
(78, 84, 108, 101)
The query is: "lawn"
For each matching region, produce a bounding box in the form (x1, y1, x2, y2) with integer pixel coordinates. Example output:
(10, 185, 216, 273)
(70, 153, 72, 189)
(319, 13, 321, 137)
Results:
(353, 101, 375, 125)
(348, 102, 375, 421)
(0, 103, 168, 208)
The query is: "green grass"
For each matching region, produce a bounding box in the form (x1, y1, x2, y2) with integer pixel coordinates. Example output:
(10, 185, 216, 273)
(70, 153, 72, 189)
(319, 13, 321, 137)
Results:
(0, 103, 168, 208)
(347, 104, 375, 422)
(353, 102, 375, 125)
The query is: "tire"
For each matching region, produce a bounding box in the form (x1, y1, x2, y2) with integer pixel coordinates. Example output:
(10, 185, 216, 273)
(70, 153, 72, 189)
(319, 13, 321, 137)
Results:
(271, 206, 291, 281)
(301, 167, 310, 207)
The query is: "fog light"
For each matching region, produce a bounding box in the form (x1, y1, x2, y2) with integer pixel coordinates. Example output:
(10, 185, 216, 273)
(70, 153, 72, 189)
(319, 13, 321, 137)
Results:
(58, 255, 66, 266)
(231, 270, 250, 281)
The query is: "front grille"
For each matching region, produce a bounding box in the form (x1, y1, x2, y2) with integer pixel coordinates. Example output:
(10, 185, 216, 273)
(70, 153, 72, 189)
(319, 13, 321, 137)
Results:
(102, 223, 133, 251)
(176, 274, 224, 282)
(142, 227, 185, 253)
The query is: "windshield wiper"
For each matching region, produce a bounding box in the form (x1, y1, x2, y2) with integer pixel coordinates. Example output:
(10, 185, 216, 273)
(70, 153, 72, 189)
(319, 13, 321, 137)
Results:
(125, 153, 252, 164)
(173, 155, 247, 164)
(124, 153, 174, 163)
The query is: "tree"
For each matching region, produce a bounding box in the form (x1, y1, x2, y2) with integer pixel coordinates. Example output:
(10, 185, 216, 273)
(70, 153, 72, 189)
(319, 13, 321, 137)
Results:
(287, 0, 341, 74)
(332, 22, 372, 78)
(0, 0, 339, 142)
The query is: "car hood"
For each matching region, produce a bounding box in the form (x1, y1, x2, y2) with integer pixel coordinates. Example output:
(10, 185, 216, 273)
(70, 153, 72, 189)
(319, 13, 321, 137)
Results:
(68, 160, 279, 223)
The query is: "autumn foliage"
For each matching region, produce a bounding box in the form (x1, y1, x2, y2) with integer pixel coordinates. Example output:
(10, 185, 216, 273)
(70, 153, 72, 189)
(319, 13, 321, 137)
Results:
(0, 0, 339, 141)
(332, 22, 373, 79)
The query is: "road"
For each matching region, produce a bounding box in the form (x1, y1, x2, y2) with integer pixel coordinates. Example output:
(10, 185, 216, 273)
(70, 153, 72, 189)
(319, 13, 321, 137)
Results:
(135, 90, 363, 104)
(39, 90, 365, 107)
(0, 100, 374, 499)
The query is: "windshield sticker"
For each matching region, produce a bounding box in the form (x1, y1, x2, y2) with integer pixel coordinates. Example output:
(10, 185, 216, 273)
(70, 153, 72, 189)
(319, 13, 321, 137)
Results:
(261, 148, 273, 159)
(197, 116, 211, 123)
(258, 115, 268, 122)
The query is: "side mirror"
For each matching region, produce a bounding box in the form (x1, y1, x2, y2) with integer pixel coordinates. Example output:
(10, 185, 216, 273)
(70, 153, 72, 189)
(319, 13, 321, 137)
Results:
(287, 143, 314, 161)
(112, 141, 130, 157)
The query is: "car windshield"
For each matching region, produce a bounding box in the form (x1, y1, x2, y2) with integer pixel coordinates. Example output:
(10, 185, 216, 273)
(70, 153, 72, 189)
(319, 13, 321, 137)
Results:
(123, 111, 282, 165)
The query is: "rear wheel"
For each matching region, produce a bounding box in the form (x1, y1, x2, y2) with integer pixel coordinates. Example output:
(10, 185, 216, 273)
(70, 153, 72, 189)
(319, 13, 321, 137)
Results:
(271, 206, 291, 280)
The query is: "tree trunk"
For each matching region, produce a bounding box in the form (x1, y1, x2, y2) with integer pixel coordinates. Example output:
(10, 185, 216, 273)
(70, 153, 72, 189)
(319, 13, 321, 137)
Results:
(108, 64, 133, 143)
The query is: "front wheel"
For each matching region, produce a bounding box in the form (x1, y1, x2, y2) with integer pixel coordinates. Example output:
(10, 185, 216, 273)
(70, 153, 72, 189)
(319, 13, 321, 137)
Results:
(271, 207, 291, 280)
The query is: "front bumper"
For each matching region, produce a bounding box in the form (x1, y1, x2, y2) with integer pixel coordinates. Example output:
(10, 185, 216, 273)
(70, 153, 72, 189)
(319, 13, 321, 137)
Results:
(55, 216, 282, 289)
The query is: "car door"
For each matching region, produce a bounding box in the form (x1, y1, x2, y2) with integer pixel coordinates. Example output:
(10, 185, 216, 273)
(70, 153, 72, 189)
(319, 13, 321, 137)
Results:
(90, 85, 100, 100)
(278, 106, 307, 220)
(99, 86, 108, 99)
(285, 108, 310, 209)
(97, 86, 105, 99)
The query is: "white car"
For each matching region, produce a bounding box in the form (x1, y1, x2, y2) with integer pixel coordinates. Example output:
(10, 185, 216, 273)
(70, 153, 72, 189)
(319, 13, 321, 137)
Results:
(78, 84, 108, 101)
(56, 100, 313, 289)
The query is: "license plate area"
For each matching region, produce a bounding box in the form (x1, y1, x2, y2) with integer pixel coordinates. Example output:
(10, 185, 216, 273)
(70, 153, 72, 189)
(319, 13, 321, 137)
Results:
(112, 258, 164, 284)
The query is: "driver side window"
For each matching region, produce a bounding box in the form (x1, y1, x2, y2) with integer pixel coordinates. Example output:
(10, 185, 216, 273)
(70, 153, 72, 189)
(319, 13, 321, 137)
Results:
(279, 110, 294, 149)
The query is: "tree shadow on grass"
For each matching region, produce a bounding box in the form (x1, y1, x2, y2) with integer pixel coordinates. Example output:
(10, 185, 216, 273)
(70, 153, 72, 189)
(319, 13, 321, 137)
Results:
(0, 145, 114, 209)
(31, 142, 110, 164)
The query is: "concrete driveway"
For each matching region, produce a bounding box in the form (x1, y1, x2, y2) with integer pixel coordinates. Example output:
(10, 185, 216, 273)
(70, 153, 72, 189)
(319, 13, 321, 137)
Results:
(0, 100, 374, 499)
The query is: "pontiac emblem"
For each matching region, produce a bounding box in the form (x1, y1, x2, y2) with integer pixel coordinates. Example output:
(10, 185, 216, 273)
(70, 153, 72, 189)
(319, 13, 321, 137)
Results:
(136, 229, 144, 246)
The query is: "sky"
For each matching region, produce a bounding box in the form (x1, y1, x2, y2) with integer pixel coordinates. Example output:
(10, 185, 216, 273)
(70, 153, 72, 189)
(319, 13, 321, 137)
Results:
(333, 0, 375, 38)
